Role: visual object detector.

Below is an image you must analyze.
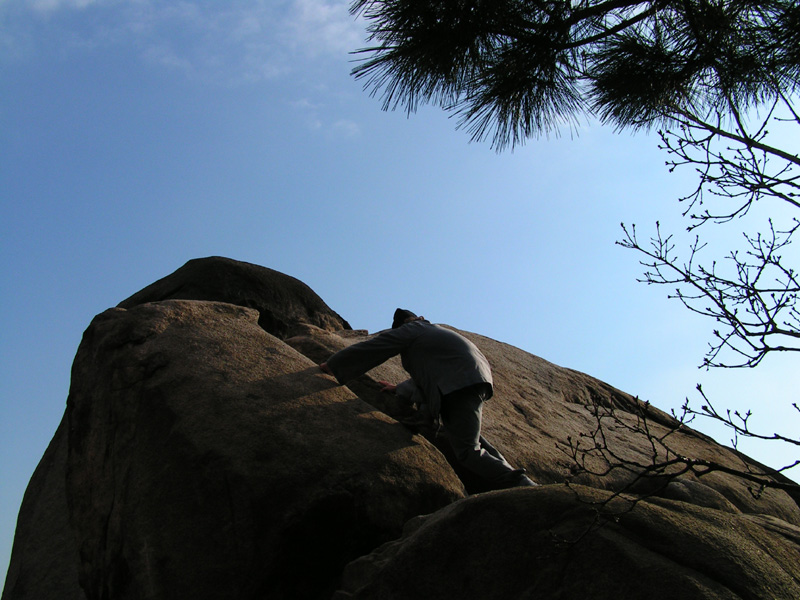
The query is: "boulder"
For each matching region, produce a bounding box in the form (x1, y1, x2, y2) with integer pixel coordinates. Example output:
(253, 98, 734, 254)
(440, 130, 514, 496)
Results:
(468, 330, 800, 519)
(334, 484, 800, 600)
(285, 326, 800, 521)
(2, 419, 82, 600)
(64, 300, 463, 600)
(117, 256, 351, 338)
(4, 257, 799, 600)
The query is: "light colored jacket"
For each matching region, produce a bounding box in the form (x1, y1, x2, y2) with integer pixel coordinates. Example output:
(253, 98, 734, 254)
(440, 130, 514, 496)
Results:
(326, 320, 493, 418)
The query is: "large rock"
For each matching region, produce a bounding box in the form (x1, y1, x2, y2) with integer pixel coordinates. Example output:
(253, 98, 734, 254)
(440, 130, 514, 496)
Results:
(334, 485, 800, 600)
(471, 330, 800, 519)
(2, 420, 82, 600)
(118, 256, 351, 338)
(4, 257, 799, 600)
(65, 300, 462, 600)
(285, 326, 800, 520)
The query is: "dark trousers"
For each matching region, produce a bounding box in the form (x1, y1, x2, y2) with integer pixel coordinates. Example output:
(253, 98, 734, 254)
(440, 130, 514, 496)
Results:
(440, 384, 516, 481)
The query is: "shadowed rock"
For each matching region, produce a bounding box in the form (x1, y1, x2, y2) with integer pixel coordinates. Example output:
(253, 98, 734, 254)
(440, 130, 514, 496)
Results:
(4, 257, 799, 600)
(118, 256, 350, 339)
(334, 485, 800, 600)
(65, 300, 463, 600)
(285, 326, 800, 520)
(2, 420, 82, 600)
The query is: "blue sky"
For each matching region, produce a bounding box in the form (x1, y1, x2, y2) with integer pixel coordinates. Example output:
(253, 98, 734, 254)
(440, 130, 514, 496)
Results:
(1, 0, 797, 587)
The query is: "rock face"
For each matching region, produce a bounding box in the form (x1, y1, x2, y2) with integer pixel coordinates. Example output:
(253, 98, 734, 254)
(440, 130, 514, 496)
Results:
(335, 485, 800, 600)
(4, 257, 800, 600)
(117, 256, 351, 339)
(66, 300, 462, 600)
(2, 420, 83, 600)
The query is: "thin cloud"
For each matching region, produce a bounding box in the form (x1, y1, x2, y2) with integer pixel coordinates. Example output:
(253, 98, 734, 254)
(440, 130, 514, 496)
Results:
(28, 0, 106, 13)
(4, 0, 365, 83)
(280, 0, 362, 58)
(331, 119, 360, 138)
(291, 98, 323, 111)
(291, 98, 361, 138)
(140, 42, 194, 73)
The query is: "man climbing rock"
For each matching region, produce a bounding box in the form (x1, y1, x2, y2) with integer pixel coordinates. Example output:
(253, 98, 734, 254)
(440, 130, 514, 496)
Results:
(320, 308, 537, 490)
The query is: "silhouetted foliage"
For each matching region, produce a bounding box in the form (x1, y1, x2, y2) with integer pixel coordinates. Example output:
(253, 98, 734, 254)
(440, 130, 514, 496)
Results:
(351, 0, 799, 148)
(349, 0, 800, 485)
(619, 95, 799, 369)
(562, 388, 799, 502)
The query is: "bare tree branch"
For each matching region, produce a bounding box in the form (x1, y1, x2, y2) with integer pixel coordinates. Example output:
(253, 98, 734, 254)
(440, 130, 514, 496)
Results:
(618, 219, 800, 368)
(686, 385, 800, 453)
(563, 391, 800, 498)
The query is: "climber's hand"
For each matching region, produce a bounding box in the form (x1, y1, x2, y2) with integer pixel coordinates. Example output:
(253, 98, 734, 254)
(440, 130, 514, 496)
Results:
(378, 380, 397, 394)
